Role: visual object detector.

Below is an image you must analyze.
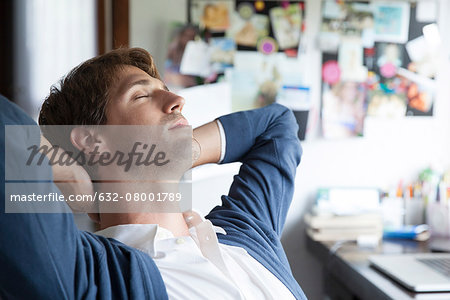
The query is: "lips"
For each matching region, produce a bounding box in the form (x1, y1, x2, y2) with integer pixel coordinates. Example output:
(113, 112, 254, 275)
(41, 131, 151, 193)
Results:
(169, 117, 190, 130)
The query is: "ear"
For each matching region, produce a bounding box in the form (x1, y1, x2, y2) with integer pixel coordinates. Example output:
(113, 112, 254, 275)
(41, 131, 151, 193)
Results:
(70, 127, 109, 154)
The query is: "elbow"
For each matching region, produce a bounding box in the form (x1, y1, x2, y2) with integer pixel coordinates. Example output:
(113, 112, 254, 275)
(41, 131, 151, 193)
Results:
(273, 103, 300, 139)
(290, 138, 302, 167)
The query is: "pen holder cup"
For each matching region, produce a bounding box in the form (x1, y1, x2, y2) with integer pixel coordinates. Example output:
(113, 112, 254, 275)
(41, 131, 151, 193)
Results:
(426, 202, 450, 237)
(405, 198, 424, 225)
(381, 197, 404, 228)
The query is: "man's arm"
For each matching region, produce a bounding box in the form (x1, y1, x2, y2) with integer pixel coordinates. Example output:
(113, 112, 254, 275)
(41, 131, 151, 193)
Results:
(206, 103, 302, 236)
(199, 104, 307, 299)
(0, 98, 80, 298)
(192, 121, 221, 168)
(0, 97, 168, 299)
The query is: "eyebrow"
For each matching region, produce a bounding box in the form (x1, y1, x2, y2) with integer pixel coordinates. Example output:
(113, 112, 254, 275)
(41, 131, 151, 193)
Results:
(124, 78, 170, 93)
(126, 79, 151, 91)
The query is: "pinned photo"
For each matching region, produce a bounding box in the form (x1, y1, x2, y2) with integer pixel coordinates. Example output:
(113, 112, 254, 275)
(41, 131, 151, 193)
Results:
(319, 1, 373, 52)
(338, 36, 367, 82)
(322, 82, 367, 138)
(231, 51, 298, 112)
(375, 43, 403, 79)
(164, 24, 199, 91)
(367, 91, 407, 118)
(190, 0, 233, 32)
(269, 4, 302, 49)
(227, 11, 269, 47)
(397, 68, 435, 116)
(209, 38, 236, 73)
(372, 2, 410, 44)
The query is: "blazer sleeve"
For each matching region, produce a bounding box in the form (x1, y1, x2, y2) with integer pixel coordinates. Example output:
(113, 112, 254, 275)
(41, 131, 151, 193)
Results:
(211, 103, 302, 236)
(0, 96, 167, 300)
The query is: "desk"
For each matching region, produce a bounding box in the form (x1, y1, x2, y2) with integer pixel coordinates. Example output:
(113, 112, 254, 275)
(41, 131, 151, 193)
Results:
(306, 234, 450, 300)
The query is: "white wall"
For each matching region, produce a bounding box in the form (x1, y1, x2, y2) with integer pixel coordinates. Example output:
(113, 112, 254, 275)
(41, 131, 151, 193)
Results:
(14, 0, 97, 119)
(129, 0, 187, 73)
(130, 1, 450, 299)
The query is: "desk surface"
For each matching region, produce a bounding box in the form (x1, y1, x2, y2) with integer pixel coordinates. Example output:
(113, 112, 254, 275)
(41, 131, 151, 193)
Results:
(306, 235, 450, 300)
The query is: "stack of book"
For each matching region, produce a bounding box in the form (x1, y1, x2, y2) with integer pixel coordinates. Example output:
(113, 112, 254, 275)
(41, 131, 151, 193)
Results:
(305, 213, 383, 242)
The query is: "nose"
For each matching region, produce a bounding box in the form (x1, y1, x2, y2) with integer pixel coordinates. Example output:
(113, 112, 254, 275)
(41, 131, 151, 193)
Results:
(161, 91, 185, 114)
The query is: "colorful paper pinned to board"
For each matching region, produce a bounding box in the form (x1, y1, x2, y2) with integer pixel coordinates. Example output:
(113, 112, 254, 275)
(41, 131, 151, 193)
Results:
(238, 2, 254, 20)
(227, 11, 269, 47)
(322, 82, 367, 138)
(380, 62, 397, 78)
(190, 0, 233, 32)
(269, 4, 302, 49)
(257, 37, 278, 55)
(373, 2, 410, 44)
(254, 1, 265, 12)
(322, 60, 341, 85)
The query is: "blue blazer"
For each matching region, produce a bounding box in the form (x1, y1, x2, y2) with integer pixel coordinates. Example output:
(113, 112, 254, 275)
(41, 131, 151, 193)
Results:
(0, 95, 306, 299)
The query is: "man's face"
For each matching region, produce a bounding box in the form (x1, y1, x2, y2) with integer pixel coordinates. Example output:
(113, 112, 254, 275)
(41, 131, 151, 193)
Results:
(106, 65, 188, 127)
(97, 65, 193, 181)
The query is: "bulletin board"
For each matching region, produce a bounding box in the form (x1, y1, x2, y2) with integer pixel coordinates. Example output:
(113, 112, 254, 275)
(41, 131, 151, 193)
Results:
(319, 0, 439, 139)
(188, 0, 305, 53)
(164, 0, 310, 140)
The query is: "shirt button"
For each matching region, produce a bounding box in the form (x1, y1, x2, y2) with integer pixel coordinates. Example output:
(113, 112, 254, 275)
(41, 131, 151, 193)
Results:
(176, 238, 185, 245)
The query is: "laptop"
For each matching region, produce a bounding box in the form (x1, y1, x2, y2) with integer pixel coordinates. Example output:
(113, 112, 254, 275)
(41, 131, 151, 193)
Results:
(369, 254, 450, 292)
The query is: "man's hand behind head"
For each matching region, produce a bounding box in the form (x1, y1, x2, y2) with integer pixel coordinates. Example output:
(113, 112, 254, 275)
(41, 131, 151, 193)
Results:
(40, 136, 99, 222)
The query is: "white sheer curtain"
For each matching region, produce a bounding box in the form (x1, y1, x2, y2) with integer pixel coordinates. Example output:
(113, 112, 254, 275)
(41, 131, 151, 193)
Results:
(14, 0, 96, 120)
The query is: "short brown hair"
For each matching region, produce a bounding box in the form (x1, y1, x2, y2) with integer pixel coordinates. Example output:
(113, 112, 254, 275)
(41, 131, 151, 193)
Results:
(38, 48, 161, 176)
(39, 47, 160, 127)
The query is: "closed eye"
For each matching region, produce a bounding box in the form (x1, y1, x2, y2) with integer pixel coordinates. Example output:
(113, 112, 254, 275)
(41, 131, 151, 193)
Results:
(134, 95, 149, 100)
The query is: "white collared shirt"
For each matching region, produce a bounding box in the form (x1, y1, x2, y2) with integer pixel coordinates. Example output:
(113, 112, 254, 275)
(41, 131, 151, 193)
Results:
(95, 211, 295, 300)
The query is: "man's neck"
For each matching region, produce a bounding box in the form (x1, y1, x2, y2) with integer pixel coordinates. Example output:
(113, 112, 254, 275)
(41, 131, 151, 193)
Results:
(95, 179, 189, 236)
(99, 212, 189, 236)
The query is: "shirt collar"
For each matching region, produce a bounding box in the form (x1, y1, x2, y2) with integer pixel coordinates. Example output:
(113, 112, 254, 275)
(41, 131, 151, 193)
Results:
(184, 210, 227, 235)
(94, 210, 226, 257)
(95, 224, 174, 257)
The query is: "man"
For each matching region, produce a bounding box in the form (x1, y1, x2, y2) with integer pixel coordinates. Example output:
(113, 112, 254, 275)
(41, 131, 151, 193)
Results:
(0, 48, 306, 299)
